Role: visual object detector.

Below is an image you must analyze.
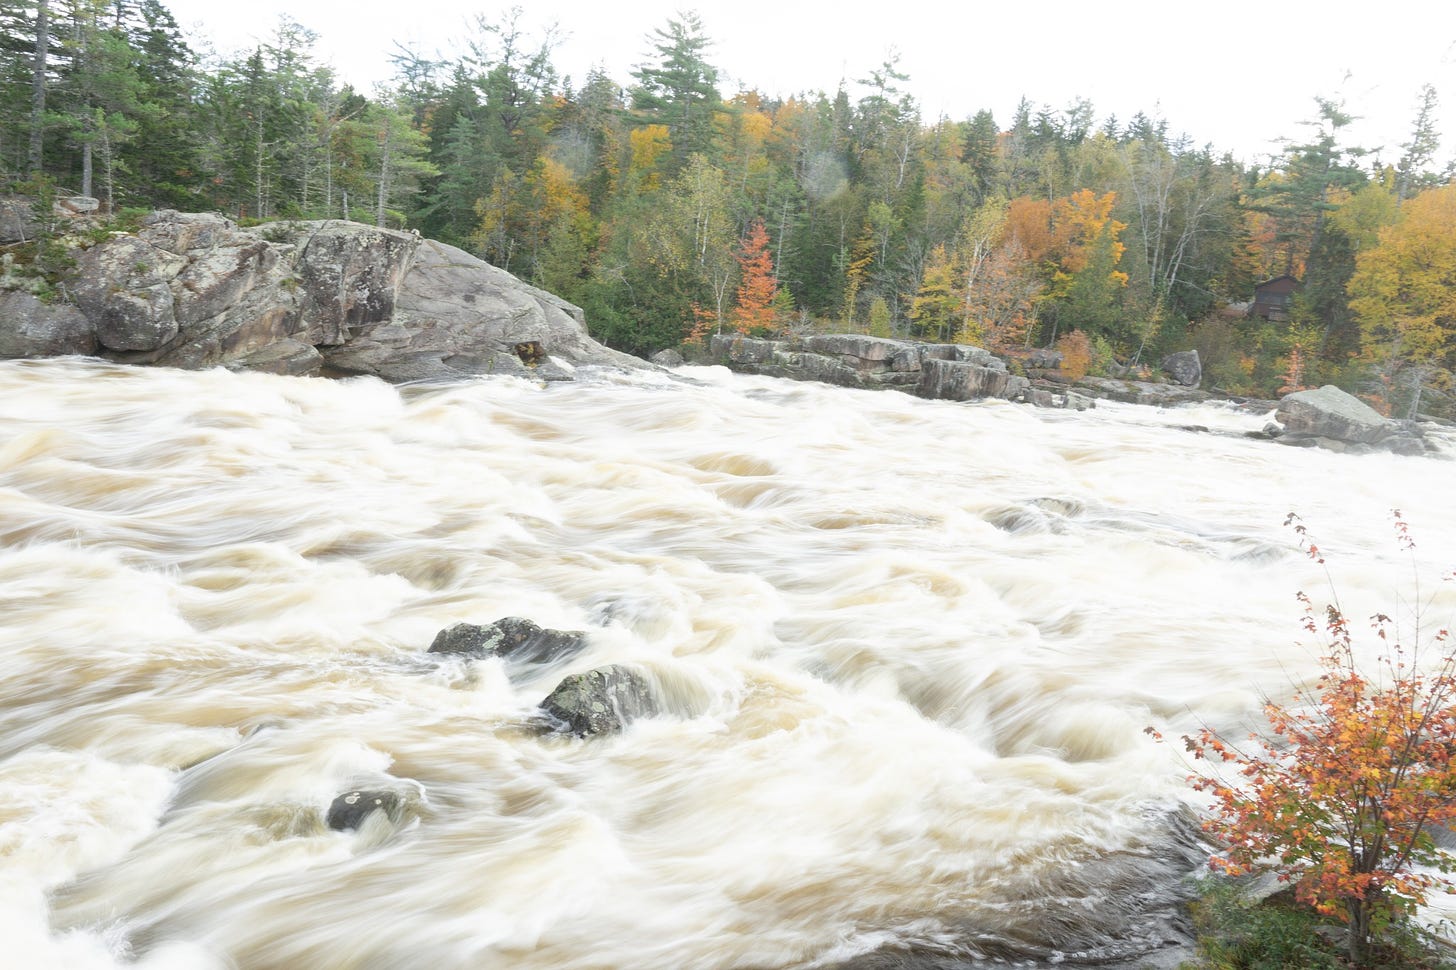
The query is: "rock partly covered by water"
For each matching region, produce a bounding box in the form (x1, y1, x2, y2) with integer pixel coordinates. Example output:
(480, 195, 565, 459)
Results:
(1273, 384, 1426, 455)
(428, 617, 588, 667)
(0, 211, 642, 382)
(538, 665, 658, 737)
(326, 789, 404, 832)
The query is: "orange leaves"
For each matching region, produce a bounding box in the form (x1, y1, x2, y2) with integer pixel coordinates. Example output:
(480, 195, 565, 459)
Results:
(1180, 512, 1456, 959)
(1005, 190, 1127, 281)
(730, 218, 778, 335)
(1054, 330, 1092, 381)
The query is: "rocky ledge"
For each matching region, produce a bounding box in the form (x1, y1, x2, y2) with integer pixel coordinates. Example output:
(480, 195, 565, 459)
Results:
(708, 333, 1093, 410)
(705, 332, 1220, 412)
(0, 210, 643, 382)
(707, 334, 1437, 456)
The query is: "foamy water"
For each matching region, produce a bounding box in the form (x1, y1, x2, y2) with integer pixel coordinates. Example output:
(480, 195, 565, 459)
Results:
(2, 357, 1453, 969)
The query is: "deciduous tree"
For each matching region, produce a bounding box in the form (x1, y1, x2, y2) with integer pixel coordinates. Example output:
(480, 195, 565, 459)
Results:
(730, 217, 777, 335)
(1348, 184, 1456, 416)
(1182, 514, 1456, 967)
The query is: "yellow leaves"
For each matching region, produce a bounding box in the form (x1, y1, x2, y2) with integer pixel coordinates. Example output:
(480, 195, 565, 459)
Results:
(1349, 183, 1456, 368)
(1050, 189, 1127, 275)
(1054, 330, 1092, 381)
(627, 124, 672, 190)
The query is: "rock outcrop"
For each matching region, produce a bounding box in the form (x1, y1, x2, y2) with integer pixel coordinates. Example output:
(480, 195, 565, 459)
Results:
(0, 211, 643, 382)
(1072, 375, 1212, 408)
(428, 617, 588, 667)
(1272, 385, 1426, 455)
(1161, 349, 1202, 387)
(0, 291, 96, 357)
(538, 665, 658, 737)
(709, 332, 1062, 405)
(0, 197, 39, 244)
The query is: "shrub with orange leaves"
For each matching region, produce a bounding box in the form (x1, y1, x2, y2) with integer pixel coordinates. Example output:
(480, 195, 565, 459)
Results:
(1054, 330, 1092, 381)
(1181, 512, 1456, 967)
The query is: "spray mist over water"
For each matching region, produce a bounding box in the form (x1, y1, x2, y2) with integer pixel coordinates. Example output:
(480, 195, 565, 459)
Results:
(1, 357, 1453, 969)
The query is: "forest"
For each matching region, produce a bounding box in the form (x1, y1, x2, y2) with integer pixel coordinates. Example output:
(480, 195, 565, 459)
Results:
(1, 0, 1453, 415)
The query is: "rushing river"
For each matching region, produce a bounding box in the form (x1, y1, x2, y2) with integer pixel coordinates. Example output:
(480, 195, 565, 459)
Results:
(2, 357, 1455, 970)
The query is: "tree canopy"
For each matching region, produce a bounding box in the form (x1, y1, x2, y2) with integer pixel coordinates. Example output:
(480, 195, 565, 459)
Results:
(1, 3, 1452, 411)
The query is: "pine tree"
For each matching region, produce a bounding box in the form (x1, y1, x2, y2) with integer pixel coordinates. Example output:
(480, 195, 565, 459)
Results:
(630, 12, 721, 170)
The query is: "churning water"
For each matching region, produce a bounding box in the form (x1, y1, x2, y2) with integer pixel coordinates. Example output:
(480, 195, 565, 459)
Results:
(2, 357, 1455, 970)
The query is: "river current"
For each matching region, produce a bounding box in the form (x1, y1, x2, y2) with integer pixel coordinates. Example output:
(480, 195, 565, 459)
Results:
(2, 357, 1454, 970)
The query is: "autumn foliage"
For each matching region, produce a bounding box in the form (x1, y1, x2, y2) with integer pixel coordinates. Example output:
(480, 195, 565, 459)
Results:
(731, 218, 778, 335)
(1183, 513, 1456, 966)
(1054, 330, 1093, 381)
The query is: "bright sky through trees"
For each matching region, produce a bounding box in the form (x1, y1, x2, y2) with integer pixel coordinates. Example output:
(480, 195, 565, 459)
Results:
(166, 0, 1456, 168)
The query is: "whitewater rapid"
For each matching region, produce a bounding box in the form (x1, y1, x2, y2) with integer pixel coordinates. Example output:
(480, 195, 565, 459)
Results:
(1, 358, 1453, 969)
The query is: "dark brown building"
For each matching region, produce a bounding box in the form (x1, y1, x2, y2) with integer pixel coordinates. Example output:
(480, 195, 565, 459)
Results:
(1250, 275, 1301, 323)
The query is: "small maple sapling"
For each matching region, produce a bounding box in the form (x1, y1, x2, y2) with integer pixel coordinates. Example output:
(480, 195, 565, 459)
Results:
(1181, 512, 1456, 966)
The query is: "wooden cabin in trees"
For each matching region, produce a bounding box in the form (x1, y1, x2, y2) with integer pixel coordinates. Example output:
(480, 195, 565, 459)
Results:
(1250, 275, 1301, 323)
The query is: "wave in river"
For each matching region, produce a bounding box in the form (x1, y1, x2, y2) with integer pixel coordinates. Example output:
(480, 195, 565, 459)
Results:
(2, 358, 1454, 969)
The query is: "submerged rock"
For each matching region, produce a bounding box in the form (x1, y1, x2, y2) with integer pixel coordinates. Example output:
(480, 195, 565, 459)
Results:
(326, 789, 403, 831)
(428, 616, 588, 667)
(538, 664, 658, 737)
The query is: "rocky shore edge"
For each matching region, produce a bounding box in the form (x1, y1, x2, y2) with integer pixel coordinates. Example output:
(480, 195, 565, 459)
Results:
(0, 206, 1439, 456)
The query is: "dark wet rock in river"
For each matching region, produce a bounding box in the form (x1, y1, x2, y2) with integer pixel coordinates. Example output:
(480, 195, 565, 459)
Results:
(428, 616, 588, 666)
(326, 789, 403, 831)
(538, 664, 658, 737)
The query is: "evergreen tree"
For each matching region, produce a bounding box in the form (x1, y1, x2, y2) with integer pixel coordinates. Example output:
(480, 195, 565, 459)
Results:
(630, 12, 721, 170)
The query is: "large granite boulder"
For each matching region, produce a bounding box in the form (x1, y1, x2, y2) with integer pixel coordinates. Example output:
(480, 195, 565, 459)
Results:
(803, 333, 915, 370)
(0, 291, 97, 357)
(538, 665, 658, 737)
(1161, 350, 1202, 387)
(0, 211, 643, 382)
(428, 617, 588, 667)
(1274, 385, 1424, 454)
(292, 221, 416, 345)
(323, 238, 644, 382)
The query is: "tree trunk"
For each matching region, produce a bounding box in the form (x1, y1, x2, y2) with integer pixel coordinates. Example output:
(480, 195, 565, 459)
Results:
(375, 126, 392, 228)
(1347, 897, 1372, 967)
(81, 140, 93, 198)
(27, 0, 49, 176)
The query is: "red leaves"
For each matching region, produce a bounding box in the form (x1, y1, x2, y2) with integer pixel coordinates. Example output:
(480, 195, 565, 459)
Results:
(1179, 512, 1456, 954)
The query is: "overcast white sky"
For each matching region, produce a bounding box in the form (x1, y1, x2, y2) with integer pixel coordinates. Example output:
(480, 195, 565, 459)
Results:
(165, 0, 1456, 169)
